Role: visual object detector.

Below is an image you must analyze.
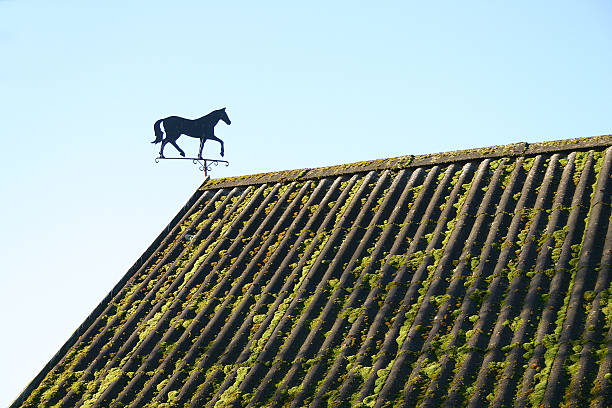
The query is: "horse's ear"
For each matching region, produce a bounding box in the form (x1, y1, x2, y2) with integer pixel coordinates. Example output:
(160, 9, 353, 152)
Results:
(222, 107, 226, 110)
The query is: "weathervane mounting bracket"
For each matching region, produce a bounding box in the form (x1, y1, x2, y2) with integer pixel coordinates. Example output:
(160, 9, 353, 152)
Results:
(155, 156, 229, 176)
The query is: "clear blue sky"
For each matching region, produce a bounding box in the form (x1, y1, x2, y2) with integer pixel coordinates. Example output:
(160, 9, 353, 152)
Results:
(1, 1, 611, 405)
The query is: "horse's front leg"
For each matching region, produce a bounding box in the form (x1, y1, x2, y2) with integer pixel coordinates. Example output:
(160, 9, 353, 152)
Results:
(209, 135, 224, 157)
(198, 138, 205, 159)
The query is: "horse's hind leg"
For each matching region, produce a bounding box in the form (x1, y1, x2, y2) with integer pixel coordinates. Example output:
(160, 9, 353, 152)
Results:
(159, 140, 167, 158)
(170, 141, 186, 157)
(165, 130, 185, 157)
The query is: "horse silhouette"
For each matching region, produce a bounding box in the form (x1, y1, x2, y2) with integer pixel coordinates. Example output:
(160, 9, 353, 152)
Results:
(152, 108, 230, 158)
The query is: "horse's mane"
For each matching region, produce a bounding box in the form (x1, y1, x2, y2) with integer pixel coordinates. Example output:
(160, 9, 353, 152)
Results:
(199, 109, 223, 121)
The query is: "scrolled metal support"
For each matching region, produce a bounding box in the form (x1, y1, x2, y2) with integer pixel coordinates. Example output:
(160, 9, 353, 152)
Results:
(192, 158, 206, 173)
(155, 156, 229, 176)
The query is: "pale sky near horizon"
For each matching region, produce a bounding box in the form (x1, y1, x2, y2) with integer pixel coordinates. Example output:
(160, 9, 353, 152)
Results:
(1, 1, 611, 406)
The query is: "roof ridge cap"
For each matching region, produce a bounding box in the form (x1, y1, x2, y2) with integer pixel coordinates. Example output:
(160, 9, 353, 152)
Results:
(202, 134, 612, 190)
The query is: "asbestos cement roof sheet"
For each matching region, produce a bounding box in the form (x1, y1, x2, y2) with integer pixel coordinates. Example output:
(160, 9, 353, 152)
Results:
(11, 135, 612, 408)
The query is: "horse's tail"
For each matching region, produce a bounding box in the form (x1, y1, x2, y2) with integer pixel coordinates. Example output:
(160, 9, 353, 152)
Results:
(152, 119, 164, 144)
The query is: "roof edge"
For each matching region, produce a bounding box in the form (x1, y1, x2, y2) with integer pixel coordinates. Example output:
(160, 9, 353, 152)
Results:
(202, 134, 612, 190)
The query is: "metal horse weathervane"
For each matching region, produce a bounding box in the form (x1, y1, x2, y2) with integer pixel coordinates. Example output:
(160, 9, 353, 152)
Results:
(152, 108, 230, 175)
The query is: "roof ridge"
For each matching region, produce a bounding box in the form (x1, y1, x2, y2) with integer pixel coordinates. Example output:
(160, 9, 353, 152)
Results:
(203, 134, 612, 190)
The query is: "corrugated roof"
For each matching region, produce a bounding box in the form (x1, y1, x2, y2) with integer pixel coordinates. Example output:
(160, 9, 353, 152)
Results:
(12, 135, 612, 408)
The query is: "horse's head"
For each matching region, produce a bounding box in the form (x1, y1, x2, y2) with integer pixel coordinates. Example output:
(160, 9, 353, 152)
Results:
(220, 107, 231, 125)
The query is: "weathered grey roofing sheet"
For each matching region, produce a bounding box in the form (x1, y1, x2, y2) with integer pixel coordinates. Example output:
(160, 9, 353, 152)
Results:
(12, 135, 612, 408)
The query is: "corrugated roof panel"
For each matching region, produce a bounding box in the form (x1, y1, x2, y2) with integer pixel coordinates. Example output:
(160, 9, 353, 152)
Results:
(11, 137, 612, 408)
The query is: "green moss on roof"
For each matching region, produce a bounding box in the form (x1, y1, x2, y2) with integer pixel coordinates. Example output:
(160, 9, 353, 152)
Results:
(11, 135, 612, 408)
